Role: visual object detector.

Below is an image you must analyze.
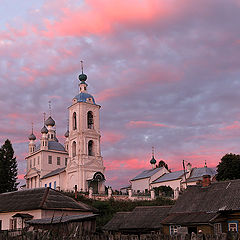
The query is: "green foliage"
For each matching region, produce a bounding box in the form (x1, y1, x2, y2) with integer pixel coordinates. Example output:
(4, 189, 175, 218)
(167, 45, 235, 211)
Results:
(216, 153, 240, 181)
(0, 139, 18, 193)
(153, 185, 174, 197)
(62, 191, 175, 229)
(156, 160, 169, 170)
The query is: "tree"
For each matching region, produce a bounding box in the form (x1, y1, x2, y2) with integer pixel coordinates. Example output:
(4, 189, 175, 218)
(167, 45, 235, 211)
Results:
(216, 153, 240, 181)
(0, 139, 18, 193)
(153, 186, 173, 197)
(156, 160, 169, 170)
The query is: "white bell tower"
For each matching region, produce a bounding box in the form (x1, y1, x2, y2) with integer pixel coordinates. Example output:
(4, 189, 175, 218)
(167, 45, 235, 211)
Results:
(65, 62, 105, 193)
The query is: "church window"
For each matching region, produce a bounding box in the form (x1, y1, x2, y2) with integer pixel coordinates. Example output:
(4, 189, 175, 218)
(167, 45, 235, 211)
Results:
(48, 156, 52, 164)
(38, 157, 40, 165)
(73, 112, 77, 130)
(30, 159, 32, 168)
(88, 140, 94, 156)
(49, 182, 52, 188)
(87, 111, 94, 129)
(65, 158, 68, 166)
(33, 158, 35, 166)
(57, 157, 60, 165)
(54, 181, 56, 189)
(45, 184, 47, 187)
(72, 141, 76, 157)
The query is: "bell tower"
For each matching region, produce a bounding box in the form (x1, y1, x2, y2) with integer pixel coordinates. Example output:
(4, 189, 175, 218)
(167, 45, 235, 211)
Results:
(65, 62, 105, 193)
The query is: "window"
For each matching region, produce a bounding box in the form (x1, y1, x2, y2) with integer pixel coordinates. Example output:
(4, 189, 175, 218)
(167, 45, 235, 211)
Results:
(30, 159, 32, 168)
(33, 158, 35, 167)
(72, 141, 76, 157)
(54, 181, 56, 189)
(49, 182, 52, 188)
(51, 134, 53, 139)
(0, 220, 2, 230)
(170, 225, 181, 235)
(88, 140, 94, 156)
(48, 156, 52, 164)
(45, 184, 47, 187)
(73, 112, 77, 130)
(228, 221, 238, 232)
(57, 157, 60, 165)
(38, 156, 40, 165)
(214, 223, 222, 234)
(65, 158, 68, 166)
(10, 219, 17, 230)
(87, 111, 94, 129)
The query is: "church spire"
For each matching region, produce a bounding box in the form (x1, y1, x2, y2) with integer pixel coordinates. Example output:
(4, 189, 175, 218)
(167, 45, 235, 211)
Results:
(79, 60, 88, 92)
(150, 146, 157, 168)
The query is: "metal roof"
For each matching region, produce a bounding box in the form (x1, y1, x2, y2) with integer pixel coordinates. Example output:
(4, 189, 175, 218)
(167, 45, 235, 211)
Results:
(152, 170, 185, 184)
(131, 167, 163, 181)
(73, 92, 96, 104)
(48, 141, 66, 152)
(188, 167, 216, 180)
(41, 167, 66, 179)
(26, 214, 97, 225)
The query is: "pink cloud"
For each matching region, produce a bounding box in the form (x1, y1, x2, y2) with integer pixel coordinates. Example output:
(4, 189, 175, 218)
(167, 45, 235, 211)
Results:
(18, 174, 25, 180)
(102, 131, 125, 144)
(220, 121, 240, 131)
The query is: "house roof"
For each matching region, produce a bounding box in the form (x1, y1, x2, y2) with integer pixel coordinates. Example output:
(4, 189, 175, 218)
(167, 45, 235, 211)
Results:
(131, 167, 164, 181)
(103, 212, 131, 231)
(12, 213, 33, 219)
(41, 167, 66, 179)
(26, 214, 97, 225)
(169, 179, 240, 214)
(103, 206, 172, 232)
(0, 188, 94, 213)
(162, 212, 219, 225)
(152, 170, 185, 184)
(120, 206, 172, 230)
(187, 167, 216, 181)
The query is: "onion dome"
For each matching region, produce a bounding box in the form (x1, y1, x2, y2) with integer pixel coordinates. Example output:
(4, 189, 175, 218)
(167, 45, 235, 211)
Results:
(45, 116, 55, 126)
(79, 73, 87, 83)
(64, 130, 69, 138)
(150, 156, 156, 165)
(41, 125, 48, 134)
(28, 133, 36, 141)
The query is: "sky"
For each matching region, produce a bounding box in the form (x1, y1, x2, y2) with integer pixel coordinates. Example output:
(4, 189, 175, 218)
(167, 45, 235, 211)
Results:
(0, 0, 240, 189)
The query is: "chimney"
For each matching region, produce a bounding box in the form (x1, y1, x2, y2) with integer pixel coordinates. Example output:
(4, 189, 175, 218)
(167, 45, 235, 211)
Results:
(202, 175, 211, 187)
(74, 185, 77, 199)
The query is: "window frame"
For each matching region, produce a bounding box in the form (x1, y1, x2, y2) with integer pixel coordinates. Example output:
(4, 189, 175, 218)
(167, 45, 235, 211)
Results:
(48, 155, 52, 164)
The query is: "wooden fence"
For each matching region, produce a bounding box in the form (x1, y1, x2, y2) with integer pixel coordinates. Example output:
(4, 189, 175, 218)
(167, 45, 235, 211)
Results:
(0, 231, 238, 240)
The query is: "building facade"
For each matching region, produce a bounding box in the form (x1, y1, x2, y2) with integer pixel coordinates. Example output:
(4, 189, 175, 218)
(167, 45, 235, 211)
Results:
(25, 70, 105, 193)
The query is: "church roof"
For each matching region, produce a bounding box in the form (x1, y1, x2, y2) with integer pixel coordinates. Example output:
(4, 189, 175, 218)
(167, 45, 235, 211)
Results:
(0, 188, 95, 213)
(41, 167, 66, 179)
(152, 170, 185, 184)
(35, 141, 66, 152)
(73, 92, 96, 104)
(131, 167, 164, 181)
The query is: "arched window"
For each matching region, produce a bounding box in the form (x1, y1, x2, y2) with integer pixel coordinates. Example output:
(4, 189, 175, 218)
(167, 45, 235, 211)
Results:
(73, 112, 77, 130)
(72, 141, 76, 157)
(88, 140, 94, 156)
(87, 111, 94, 129)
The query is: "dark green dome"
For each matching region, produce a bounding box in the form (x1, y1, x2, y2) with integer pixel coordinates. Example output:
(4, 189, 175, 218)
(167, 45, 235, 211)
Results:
(150, 156, 156, 164)
(79, 73, 87, 82)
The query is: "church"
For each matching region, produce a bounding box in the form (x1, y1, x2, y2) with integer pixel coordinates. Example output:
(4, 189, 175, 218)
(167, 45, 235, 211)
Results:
(25, 68, 106, 193)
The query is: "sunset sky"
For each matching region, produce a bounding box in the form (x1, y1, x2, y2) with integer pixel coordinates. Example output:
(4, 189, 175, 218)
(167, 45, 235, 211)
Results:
(1, 0, 240, 189)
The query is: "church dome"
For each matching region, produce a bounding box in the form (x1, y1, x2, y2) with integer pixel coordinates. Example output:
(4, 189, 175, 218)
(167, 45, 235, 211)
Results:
(41, 125, 48, 134)
(64, 130, 69, 138)
(45, 116, 55, 126)
(150, 156, 156, 165)
(73, 92, 96, 104)
(28, 133, 36, 141)
(79, 73, 87, 82)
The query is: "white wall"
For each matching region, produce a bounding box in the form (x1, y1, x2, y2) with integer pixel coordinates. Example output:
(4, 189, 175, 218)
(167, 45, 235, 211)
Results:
(151, 179, 182, 191)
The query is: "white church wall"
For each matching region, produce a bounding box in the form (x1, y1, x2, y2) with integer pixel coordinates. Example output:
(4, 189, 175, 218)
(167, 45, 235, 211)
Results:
(131, 178, 150, 193)
(151, 178, 182, 191)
